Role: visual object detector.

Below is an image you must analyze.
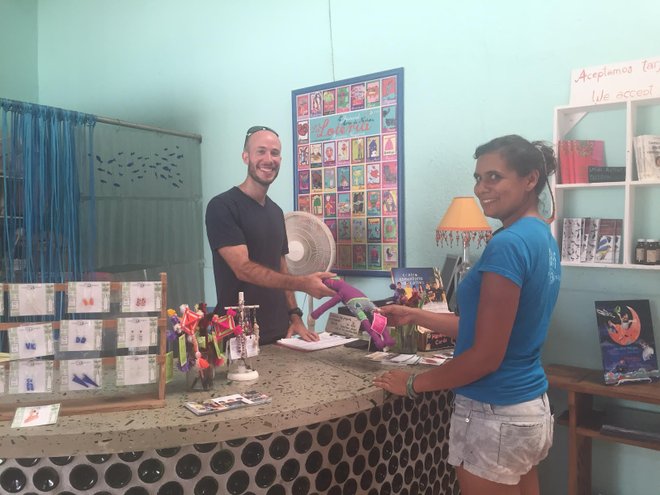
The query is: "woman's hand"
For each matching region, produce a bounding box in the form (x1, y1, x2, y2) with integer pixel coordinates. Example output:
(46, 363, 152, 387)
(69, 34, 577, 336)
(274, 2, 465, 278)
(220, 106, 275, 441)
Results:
(373, 369, 410, 396)
(378, 304, 415, 326)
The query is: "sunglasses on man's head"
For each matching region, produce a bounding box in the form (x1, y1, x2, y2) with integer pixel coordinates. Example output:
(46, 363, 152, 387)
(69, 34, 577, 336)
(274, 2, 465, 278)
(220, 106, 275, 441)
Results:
(244, 126, 279, 148)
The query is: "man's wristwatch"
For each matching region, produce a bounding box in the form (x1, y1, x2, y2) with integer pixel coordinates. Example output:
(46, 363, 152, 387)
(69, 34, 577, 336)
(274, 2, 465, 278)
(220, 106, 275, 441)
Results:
(288, 307, 303, 318)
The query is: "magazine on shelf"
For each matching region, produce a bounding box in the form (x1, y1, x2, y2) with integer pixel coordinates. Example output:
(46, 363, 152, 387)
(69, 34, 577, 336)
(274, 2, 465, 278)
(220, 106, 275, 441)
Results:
(633, 135, 660, 181)
(594, 299, 659, 385)
(184, 391, 272, 416)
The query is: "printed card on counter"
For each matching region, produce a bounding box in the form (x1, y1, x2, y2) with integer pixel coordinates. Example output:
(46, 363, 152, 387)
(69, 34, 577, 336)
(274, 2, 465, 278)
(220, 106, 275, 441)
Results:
(184, 391, 272, 416)
(365, 352, 421, 365)
(12, 403, 61, 428)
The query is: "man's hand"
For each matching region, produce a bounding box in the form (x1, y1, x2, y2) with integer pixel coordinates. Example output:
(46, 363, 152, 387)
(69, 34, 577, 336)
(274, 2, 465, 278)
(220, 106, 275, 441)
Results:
(300, 272, 336, 299)
(286, 317, 320, 341)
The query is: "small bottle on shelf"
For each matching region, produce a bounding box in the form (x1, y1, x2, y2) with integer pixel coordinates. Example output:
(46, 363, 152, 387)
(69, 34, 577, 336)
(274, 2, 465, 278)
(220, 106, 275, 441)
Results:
(634, 239, 647, 264)
(645, 239, 658, 265)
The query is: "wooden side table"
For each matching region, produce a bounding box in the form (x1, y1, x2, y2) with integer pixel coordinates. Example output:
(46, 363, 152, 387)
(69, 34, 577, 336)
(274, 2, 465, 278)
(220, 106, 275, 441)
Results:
(546, 364, 660, 495)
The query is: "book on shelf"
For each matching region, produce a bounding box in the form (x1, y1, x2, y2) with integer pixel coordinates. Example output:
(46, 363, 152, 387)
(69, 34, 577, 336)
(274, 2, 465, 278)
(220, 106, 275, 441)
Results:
(580, 218, 599, 263)
(558, 139, 605, 184)
(562, 217, 622, 264)
(561, 218, 583, 262)
(184, 391, 272, 416)
(594, 219, 622, 264)
(633, 135, 660, 181)
(594, 299, 659, 385)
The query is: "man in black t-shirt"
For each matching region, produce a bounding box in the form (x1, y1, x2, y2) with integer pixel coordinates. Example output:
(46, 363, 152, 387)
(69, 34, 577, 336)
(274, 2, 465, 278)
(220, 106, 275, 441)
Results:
(205, 126, 335, 344)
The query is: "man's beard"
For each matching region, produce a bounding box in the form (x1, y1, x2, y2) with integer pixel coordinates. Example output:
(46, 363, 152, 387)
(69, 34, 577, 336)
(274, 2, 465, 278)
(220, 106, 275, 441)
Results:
(248, 160, 279, 186)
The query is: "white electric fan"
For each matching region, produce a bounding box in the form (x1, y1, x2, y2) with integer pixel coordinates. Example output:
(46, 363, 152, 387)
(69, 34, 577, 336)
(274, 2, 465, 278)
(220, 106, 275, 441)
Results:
(284, 211, 336, 331)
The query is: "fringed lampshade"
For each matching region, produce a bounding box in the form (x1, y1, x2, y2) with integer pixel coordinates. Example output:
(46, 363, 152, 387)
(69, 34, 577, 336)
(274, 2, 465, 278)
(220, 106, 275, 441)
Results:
(436, 196, 492, 277)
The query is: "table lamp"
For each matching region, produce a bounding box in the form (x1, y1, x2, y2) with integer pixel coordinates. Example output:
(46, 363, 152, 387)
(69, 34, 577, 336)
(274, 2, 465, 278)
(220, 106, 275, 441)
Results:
(435, 196, 491, 278)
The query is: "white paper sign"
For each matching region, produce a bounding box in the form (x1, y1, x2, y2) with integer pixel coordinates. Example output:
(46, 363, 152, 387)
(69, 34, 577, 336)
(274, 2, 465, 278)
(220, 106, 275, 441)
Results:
(9, 283, 55, 317)
(9, 359, 54, 394)
(60, 320, 103, 351)
(324, 312, 361, 338)
(67, 281, 110, 313)
(570, 56, 660, 105)
(116, 317, 158, 348)
(9, 323, 55, 360)
(116, 354, 158, 385)
(60, 358, 103, 391)
(121, 281, 162, 312)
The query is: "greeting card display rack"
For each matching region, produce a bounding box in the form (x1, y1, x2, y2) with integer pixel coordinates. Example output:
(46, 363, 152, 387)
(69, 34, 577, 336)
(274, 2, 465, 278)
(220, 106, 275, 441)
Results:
(0, 273, 168, 421)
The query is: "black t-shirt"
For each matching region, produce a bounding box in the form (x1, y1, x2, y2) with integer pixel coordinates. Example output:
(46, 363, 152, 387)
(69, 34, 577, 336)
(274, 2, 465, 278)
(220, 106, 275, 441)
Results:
(205, 187, 289, 344)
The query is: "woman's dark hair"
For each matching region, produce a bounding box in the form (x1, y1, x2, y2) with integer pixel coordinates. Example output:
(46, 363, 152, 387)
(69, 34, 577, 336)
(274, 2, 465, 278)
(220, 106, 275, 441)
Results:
(473, 134, 557, 195)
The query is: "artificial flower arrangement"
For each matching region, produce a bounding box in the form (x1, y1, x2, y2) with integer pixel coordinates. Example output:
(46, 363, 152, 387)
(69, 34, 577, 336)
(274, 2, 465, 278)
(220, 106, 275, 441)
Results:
(167, 303, 243, 390)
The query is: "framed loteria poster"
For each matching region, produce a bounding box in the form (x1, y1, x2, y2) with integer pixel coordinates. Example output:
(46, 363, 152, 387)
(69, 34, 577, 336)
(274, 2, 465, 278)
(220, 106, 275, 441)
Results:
(292, 68, 404, 276)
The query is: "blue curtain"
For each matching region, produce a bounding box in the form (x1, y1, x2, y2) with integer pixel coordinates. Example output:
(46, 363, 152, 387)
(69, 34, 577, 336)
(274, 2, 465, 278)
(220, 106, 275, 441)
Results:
(1, 99, 96, 285)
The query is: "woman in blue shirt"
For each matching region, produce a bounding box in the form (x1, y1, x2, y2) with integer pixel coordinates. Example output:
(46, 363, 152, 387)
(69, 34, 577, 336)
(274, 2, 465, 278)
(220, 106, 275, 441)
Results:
(375, 135, 561, 494)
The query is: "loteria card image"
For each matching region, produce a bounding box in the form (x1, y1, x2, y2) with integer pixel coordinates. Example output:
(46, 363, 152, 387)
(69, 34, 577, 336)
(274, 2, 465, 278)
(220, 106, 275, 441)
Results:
(382, 134, 397, 159)
(296, 120, 309, 144)
(297, 145, 309, 168)
(298, 195, 310, 213)
(382, 161, 397, 186)
(336, 86, 350, 113)
(338, 219, 351, 241)
(298, 170, 310, 193)
(296, 94, 309, 118)
(366, 163, 381, 189)
(322, 89, 336, 115)
(350, 83, 366, 110)
(310, 91, 322, 117)
(366, 80, 380, 108)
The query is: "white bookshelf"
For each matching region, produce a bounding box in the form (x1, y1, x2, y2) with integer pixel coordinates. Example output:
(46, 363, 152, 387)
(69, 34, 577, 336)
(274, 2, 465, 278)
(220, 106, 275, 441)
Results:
(552, 96, 660, 270)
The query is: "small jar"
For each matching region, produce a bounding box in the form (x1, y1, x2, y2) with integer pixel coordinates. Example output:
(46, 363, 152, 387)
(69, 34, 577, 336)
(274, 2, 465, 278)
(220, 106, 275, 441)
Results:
(645, 239, 658, 265)
(634, 239, 646, 264)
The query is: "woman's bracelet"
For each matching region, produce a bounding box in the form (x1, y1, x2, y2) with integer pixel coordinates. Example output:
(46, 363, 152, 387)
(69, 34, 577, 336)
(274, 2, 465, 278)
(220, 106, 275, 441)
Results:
(406, 373, 419, 400)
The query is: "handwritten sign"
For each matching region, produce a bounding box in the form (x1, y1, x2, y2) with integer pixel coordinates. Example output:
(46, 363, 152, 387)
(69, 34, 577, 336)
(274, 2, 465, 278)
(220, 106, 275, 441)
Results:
(570, 57, 660, 105)
(324, 312, 361, 338)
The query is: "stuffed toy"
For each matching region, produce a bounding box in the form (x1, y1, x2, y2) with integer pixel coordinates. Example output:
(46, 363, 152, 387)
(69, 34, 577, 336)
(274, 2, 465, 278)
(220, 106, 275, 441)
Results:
(311, 277, 395, 350)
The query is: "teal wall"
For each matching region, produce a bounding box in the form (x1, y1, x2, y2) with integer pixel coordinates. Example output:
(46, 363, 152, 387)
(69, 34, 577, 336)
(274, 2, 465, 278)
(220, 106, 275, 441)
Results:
(0, 0, 38, 101)
(2, 1, 659, 493)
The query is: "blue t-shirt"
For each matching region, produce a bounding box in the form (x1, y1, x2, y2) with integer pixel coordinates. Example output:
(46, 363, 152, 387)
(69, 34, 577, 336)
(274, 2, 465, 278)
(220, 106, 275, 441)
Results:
(454, 217, 561, 405)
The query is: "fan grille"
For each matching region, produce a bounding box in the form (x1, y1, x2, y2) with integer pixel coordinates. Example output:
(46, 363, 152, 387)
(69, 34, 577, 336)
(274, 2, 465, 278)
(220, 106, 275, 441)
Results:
(284, 212, 336, 275)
